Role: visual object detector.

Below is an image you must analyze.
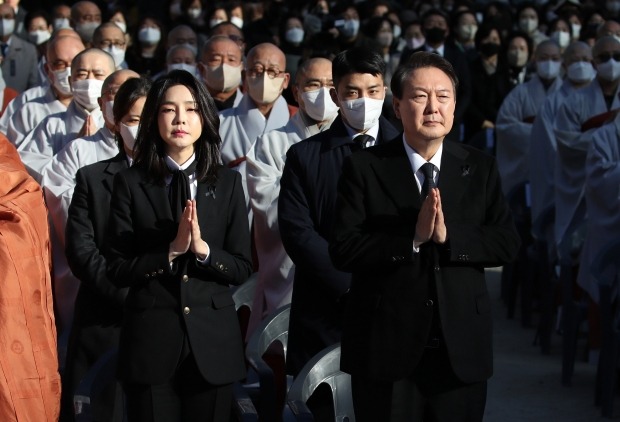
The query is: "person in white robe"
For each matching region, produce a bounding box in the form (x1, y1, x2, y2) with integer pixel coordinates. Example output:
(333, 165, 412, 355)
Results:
(245, 57, 338, 336)
(17, 48, 116, 183)
(39, 69, 138, 347)
(529, 42, 594, 251)
(577, 114, 620, 303)
(553, 36, 620, 263)
(5, 34, 85, 148)
(496, 40, 564, 198)
(198, 35, 244, 112)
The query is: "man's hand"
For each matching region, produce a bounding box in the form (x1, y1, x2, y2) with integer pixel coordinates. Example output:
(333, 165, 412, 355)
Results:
(169, 200, 192, 261)
(432, 189, 447, 244)
(78, 113, 97, 138)
(414, 192, 437, 246)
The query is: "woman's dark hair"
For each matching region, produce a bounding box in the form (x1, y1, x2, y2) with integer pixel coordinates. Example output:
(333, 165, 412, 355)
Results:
(332, 46, 386, 88)
(546, 17, 571, 36)
(112, 77, 152, 151)
(364, 15, 393, 38)
(133, 69, 222, 185)
(24, 9, 51, 30)
(391, 51, 459, 100)
(504, 30, 534, 61)
(474, 23, 502, 49)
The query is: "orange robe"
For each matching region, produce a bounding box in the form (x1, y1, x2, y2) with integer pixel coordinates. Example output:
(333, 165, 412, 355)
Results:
(0, 134, 60, 421)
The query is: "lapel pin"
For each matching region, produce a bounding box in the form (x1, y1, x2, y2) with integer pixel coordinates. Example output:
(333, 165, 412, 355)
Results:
(461, 165, 470, 177)
(206, 186, 216, 199)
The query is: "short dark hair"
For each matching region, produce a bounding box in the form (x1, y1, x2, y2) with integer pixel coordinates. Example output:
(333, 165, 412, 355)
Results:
(332, 47, 386, 88)
(391, 51, 458, 99)
(133, 70, 222, 185)
(112, 77, 151, 151)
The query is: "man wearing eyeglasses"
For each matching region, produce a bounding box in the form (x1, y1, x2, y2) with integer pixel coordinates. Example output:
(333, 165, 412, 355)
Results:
(209, 21, 246, 54)
(92, 22, 128, 70)
(553, 36, 620, 329)
(219, 42, 296, 210)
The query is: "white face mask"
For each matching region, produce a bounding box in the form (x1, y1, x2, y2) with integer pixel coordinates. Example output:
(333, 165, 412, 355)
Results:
(247, 73, 284, 105)
(75, 21, 99, 42)
(188, 8, 202, 20)
(457, 24, 477, 41)
(139, 27, 161, 44)
(168, 63, 197, 76)
(53, 17, 71, 30)
(377, 32, 393, 47)
(597, 58, 620, 81)
(52, 67, 72, 96)
(407, 37, 425, 50)
(393, 25, 401, 39)
(203, 63, 242, 92)
(0, 18, 15, 37)
(550, 31, 570, 48)
(339, 96, 385, 131)
(120, 122, 139, 152)
(230, 16, 243, 29)
(104, 46, 126, 68)
(571, 23, 581, 39)
(72, 78, 104, 111)
(567, 61, 595, 83)
(301, 87, 339, 122)
(103, 100, 114, 125)
(28, 29, 51, 45)
(341, 19, 360, 38)
(519, 18, 538, 34)
(536, 60, 561, 80)
(209, 18, 224, 28)
(113, 21, 127, 33)
(285, 27, 305, 44)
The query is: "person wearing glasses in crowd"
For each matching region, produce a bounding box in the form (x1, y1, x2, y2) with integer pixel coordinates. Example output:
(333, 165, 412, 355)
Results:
(70, 1, 102, 47)
(92, 22, 128, 70)
(198, 35, 244, 111)
(209, 21, 246, 54)
(106, 69, 252, 421)
(245, 57, 338, 336)
(219, 42, 295, 208)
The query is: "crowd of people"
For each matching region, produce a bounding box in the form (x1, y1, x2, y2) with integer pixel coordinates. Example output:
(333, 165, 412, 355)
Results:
(0, 0, 619, 421)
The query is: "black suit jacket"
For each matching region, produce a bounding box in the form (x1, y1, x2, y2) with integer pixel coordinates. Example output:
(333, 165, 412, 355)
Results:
(106, 164, 253, 385)
(329, 137, 520, 383)
(279, 115, 399, 375)
(401, 43, 472, 142)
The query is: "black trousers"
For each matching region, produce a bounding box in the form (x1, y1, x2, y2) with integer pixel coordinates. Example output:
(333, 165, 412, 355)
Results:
(124, 353, 232, 422)
(351, 344, 487, 422)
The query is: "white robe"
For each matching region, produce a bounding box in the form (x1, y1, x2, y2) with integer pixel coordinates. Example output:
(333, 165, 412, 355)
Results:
(553, 79, 620, 259)
(5, 88, 67, 148)
(17, 101, 104, 183)
(576, 116, 620, 303)
(0, 84, 47, 136)
(245, 111, 335, 336)
(39, 126, 118, 345)
(529, 80, 581, 243)
(496, 74, 562, 196)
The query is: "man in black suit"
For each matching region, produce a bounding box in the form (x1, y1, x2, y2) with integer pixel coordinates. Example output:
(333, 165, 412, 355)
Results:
(329, 52, 520, 421)
(401, 9, 472, 143)
(279, 47, 399, 377)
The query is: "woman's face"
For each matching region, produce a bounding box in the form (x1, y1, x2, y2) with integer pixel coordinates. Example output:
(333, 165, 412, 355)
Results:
(552, 20, 570, 33)
(482, 29, 501, 45)
(140, 17, 159, 30)
(158, 84, 202, 156)
(118, 96, 146, 129)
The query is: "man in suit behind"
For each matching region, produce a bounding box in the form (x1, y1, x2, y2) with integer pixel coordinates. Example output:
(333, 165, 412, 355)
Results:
(401, 9, 471, 143)
(329, 52, 520, 421)
(279, 47, 399, 377)
(0, 2, 38, 93)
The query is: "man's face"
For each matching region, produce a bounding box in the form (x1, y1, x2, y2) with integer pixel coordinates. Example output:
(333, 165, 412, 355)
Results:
(594, 40, 620, 68)
(47, 38, 85, 75)
(74, 2, 101, 25)
(332, 72, 385, 104)
(393, 66, 455, 142)
(244, 46, 288, 88)
(95, 25, 126, 51)
(169, 47, 196, 65)
(535, 43, 561, 64)
(169, 27, 197, 49)
(201, 39, 242, 68)
(294, 60, 334, 112)
(71, 52, 113, 82)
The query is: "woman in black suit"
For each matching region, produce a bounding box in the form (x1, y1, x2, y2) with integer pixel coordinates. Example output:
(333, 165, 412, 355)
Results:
(106, 70, 253, 422)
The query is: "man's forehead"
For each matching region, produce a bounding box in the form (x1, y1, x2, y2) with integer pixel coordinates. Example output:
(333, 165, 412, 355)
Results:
(248, 51, 284, 67)
(207, 41, 240, 56)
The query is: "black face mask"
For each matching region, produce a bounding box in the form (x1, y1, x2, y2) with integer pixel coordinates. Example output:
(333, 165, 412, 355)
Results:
(425, 27, 446, 44)
(479, 42, 500, 58)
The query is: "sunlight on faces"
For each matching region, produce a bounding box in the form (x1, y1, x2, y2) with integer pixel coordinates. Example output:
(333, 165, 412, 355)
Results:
(118, 95, 146, 129)
(393, 67, 455, 142)
(71, 51, 114, 81)
(331, 73, 385, 104)
(293, 59, 334, 110)
(158, 85, 202, 160)
(201, 38, 242, 67)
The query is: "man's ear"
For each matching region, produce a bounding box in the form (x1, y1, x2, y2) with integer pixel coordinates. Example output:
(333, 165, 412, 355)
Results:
(392, 95, 401, 120)
(330, 87, 340, 107)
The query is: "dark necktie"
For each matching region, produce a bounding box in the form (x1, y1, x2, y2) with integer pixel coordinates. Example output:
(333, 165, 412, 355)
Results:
(1, 43, 7, 58)
(353, 134, 374, 150)
(168, 160, 198, 222)
(420, 162, 436, 198)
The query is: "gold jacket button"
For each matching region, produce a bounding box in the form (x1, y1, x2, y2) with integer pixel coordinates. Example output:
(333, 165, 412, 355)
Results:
(183, 306, 190, 315)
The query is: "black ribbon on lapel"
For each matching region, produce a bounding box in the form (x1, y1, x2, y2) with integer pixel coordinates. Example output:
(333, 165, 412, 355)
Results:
(168, 160, 198, 223)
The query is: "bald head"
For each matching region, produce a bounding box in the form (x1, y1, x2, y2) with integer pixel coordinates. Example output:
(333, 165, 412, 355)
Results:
(52, 28, 81, 40)
(71, 48, 116, 80)
(593, 36, 620, 57)
(47, 34, 85, 62)
(92, 22, 124, 46)
(597, 20, 620, 40)
(295, 57, 332, 84)
(564, 41, 593, 64)
(246, 43, 286, 71)
(294, 57, 337, 122)
(167, 24, 197, 49)
(534, 40, 561, 61)
(71, 1, 101, 23)
(102, 69, 139, 95)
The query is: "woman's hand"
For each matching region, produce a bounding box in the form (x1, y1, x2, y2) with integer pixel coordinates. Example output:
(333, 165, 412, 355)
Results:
(168, 200, 192, 261)
(188, 199, 210, 260)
